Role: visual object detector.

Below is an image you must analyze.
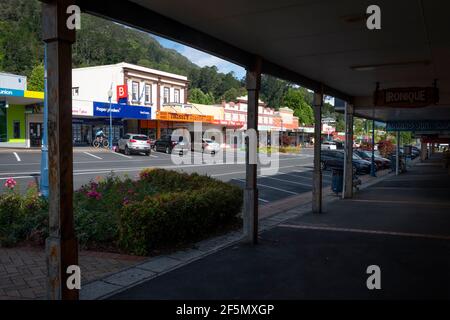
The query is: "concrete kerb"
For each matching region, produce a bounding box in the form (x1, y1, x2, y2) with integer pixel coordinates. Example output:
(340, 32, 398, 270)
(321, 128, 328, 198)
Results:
(80, 164, 404, 300)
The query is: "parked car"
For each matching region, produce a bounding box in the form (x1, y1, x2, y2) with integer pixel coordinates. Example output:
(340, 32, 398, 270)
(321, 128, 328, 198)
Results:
(202, 139, 220, 154)
(321, 150, 372, 174)
(354, 149, 391, 169)
(321, 141, 337, 150)
(154, 135, 187, 154)
(117, 133, 151, 155)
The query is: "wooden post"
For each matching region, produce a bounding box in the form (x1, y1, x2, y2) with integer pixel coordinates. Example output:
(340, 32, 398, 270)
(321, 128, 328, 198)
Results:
(343, 103, 354, 199)
(42, 0, 78, 300)
(244, 57, 261, 244)
(312, 89, 323, 213)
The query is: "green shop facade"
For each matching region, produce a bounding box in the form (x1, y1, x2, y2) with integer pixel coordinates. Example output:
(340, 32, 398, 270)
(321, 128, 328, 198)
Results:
(0, 72, 44, 148)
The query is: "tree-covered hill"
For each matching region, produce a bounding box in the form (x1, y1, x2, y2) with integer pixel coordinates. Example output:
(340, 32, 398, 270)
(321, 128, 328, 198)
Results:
(0, 0, 320, 124)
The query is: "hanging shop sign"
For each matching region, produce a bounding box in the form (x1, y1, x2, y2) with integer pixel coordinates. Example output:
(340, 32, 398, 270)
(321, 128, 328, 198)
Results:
(157, 111, 214, 123)
(93, 101, 151, 120)
(374, 87, 439, 108)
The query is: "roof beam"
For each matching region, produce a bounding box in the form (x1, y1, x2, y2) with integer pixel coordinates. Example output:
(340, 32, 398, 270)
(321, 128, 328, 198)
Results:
(74, 0, 353, 102)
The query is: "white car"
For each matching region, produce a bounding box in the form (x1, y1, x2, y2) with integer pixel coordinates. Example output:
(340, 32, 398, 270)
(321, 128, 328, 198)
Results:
(117, 133, 151, 156)
(321, 141, 337, 150)
(202, 139, 220, 154)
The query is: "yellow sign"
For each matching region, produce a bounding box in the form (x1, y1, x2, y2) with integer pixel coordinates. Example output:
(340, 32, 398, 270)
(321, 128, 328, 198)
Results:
(157, 111, 214, 123)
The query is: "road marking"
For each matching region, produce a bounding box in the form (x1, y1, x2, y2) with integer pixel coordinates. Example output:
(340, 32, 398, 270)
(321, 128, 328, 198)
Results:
(260, 175, 311, 187)
(233, 179, 299, 195)
(150, 154, 158, 158)
(278, 224, 450, 241)
(258, 198, 269, 203)
(13, 152, 21, 162)
(111, 152, 133, 159)
(83, 152, 102, 160)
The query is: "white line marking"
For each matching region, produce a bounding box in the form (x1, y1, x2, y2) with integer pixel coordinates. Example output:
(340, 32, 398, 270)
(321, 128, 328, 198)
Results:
(83, 152, 102, 160)
(258, 198, 269, 203)
(278, 224, 450, 241)
(260, 175, 311, 187)
(234, 179, 299, 195)
(111, 152, 133, 159)
(150, 155, 158, 158)
(13, 152, 21, 162)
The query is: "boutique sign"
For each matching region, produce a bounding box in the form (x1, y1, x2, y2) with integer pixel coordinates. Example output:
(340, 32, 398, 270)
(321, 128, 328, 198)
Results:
(93, 101, 151, 120)
(374, 87, 439, 108)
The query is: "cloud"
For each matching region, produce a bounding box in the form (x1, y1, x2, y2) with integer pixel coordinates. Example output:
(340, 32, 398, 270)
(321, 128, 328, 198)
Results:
(154, 36, 245, 79)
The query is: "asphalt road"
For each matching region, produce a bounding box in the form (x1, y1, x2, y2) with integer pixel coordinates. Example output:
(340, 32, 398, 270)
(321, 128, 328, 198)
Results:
(0, 147, 331, 205)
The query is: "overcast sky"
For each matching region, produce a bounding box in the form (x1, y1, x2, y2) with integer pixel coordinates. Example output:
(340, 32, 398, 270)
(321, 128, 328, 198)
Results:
(154, 36, 246, 80)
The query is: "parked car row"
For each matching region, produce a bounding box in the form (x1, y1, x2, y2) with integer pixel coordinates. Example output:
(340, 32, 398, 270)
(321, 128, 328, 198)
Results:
(115, 133, 222, 156)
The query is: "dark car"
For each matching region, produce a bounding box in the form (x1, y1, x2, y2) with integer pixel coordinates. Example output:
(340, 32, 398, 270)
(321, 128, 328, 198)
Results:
(354, 149, 391, 169)
(321, 150, 372, 174)
(154, 135, 187, 154)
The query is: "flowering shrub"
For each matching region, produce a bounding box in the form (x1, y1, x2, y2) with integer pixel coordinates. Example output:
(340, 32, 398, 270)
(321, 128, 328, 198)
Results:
(0, 180, 47, 247)
(2, 170, 243, 256)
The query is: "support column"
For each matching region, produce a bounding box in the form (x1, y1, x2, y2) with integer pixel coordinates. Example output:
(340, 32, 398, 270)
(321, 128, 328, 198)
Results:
(421, 140, 427, 162)
(343, 103, 354, 198)
(42, 0, 78, 300)
(244, 57, 261, 244)
(312, 89, 323, 213)
(396, 131, 400, 175)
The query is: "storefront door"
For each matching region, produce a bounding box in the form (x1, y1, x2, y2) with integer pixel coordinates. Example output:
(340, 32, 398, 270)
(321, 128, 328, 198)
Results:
(29, 122, 42, 147)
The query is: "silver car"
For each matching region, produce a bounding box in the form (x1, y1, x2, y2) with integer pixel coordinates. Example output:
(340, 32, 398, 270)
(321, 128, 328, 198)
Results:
(118, 133, 151, 156)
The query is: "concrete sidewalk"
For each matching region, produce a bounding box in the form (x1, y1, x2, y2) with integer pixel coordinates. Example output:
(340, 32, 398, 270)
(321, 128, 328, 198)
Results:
(110, 154, 450, 299)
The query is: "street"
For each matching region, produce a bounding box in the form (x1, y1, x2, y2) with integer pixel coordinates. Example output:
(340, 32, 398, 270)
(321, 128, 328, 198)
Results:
(0, 147, 330, 205)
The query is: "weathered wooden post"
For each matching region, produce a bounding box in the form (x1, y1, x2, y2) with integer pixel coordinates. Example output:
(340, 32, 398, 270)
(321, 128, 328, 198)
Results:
(343, 103, 354, 198)
(42, 0, 78, 300)
(312, 88, 323, 213)
(244, 57, 262, 244)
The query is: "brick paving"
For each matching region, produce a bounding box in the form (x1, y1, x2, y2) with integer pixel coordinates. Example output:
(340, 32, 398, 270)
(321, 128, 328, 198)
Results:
(0, 246, 145, 300)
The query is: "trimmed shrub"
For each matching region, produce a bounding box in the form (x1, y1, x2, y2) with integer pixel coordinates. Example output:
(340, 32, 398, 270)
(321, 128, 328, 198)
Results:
(118, 183, 242, 256)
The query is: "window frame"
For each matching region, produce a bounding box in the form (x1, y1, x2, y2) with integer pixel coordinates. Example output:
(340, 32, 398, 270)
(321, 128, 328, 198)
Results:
(132, 81, 140, 102)
(163, 87, 170, 104)
(144, 84, 151, 104)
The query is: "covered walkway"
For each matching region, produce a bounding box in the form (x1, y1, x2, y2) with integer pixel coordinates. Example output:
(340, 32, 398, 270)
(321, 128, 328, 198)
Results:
(111, 155, 450, 299)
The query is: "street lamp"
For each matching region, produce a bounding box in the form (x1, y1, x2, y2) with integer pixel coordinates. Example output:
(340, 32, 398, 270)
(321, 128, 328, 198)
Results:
(108, 85, 113, 150)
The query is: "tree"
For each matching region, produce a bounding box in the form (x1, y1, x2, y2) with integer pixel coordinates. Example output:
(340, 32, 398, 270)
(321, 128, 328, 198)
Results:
(27, 64, 44, 91)
(260, 75, 289, 108)
(219, 87, 246, 102)
(282, 88, 314, 125)
(188, 88, 215, 105)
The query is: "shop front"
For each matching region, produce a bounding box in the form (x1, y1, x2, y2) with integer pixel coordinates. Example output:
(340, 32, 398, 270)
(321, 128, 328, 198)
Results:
(0, 74, 44, 148)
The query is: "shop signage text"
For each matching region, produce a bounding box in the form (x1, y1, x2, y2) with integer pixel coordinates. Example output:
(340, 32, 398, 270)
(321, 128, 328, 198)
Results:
(158, 111, 214, 123)
(374, 87, 439, 108)
(93, 101, 151, 120)
(0, 88, 24, 97)
(386, 120, 450, 132)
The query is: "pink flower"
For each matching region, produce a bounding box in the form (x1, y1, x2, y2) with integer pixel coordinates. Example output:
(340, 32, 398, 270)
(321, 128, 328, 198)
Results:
(4, 178, 17, 190)
(87, 190, 102, 200)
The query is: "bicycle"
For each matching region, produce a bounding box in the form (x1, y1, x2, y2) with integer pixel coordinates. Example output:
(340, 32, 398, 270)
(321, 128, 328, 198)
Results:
(92, 136, 109, 148)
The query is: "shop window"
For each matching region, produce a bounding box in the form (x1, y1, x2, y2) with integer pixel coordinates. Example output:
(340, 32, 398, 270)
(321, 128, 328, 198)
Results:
(132, 81, 139, 102)
(13, 121, 21, 139)
(145, 84, 151, 104)
(163, 87, 170, 104)
(174, 89, 180, 103)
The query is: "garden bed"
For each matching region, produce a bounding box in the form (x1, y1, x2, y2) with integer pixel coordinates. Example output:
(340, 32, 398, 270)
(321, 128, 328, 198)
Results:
(0, 169, 243, 256)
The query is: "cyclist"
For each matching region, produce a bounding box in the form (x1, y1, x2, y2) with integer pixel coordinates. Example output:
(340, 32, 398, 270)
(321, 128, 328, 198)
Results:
(95, 128, 105, 142)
